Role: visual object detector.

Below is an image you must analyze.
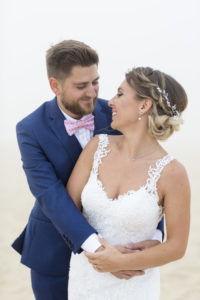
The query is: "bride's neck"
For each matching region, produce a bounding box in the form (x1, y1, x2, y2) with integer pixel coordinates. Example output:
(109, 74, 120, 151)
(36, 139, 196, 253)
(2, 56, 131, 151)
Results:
(120, 130, 159, 158)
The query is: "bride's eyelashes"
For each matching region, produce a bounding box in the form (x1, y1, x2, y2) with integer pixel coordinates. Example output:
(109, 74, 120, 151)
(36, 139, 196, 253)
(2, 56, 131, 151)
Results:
(117, 92, 123, 97)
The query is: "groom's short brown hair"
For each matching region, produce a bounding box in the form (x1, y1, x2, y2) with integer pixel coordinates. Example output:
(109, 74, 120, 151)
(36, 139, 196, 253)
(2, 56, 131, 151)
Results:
(46, 40, 99, 80)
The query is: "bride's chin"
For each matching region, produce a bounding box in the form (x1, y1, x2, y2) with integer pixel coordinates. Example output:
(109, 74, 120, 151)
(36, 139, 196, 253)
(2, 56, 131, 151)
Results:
(111, 122, 119, 131)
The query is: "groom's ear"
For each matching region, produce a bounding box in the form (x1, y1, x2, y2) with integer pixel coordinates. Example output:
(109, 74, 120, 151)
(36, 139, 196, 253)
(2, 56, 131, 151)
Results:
(49, 77, 62, 96)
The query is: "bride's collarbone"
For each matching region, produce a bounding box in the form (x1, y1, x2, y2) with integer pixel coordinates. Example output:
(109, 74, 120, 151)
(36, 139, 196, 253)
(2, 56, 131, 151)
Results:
(99, 153, 153, 177)
(97, 154, 166, 201)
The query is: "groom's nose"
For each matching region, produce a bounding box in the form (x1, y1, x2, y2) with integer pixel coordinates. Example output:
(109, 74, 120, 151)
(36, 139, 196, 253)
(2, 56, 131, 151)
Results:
(85, 85, 98, 98)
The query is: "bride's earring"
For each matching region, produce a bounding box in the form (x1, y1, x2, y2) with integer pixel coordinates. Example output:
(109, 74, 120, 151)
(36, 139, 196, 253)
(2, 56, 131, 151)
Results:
(138, 113, 142, 121)
(138, 106, 144, 120)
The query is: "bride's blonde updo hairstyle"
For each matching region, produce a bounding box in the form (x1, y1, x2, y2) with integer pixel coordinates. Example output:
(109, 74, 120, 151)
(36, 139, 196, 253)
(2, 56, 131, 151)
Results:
(126, 67, 188, 140)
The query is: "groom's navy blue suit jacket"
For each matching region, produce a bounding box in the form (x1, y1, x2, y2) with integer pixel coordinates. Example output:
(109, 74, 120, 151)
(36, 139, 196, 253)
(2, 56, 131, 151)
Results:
(12, 97, 164, 277)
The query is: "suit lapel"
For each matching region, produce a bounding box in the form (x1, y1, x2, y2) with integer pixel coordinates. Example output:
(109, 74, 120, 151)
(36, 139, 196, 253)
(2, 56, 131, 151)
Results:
(48, 98, 82, 162)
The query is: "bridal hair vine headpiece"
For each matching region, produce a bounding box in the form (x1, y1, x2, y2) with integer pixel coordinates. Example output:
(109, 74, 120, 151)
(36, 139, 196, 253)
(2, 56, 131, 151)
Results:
(156, 86, 179, 118)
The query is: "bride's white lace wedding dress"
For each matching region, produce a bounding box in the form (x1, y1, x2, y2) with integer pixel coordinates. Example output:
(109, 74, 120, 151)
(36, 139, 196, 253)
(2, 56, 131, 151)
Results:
(68, 134, 173, 300)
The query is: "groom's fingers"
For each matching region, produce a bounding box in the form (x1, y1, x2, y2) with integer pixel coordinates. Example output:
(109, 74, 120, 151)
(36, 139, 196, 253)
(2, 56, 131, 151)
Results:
(122, 270, 145, 276)
(95, 245, 104, 252)
(98, 235, 110, 247)
(86, 256, 96, 264)
(84, 251, 98, 258)
(117, 245, 139, 254)
(84, 251, 97, 263)
(125, 243, 143, 250)
(112, 273, 132, 280)
(126, 240, 160, 250)
(111, 270, 145, 280)
(119, 270, 145, 276)
(84, 252, 101, 266)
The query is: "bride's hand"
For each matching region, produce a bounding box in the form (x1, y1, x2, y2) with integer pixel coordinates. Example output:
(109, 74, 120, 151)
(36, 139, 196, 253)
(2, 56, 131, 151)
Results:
(84, 236, 124, 273)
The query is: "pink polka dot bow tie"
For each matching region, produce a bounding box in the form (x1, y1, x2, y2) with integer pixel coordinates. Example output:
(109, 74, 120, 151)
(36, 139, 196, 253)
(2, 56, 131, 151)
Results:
(64, 115, 95, 136)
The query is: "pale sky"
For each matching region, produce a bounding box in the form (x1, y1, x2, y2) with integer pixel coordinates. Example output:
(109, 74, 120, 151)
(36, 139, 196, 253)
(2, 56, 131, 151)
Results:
(1, 0, 200, 156)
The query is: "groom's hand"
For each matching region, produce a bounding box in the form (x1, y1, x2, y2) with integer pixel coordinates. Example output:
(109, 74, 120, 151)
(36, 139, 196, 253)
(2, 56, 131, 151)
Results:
(90, 239, 160, 279)
(95, 245, 105, 252)
(115, 245, 138, 254)
(111, 270, 145, 279)
(125, 239, 161, 251)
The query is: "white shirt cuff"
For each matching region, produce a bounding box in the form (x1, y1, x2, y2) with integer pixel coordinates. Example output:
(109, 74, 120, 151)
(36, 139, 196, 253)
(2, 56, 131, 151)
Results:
(152, 229, 162, 243)
(81, 233, 102, 253)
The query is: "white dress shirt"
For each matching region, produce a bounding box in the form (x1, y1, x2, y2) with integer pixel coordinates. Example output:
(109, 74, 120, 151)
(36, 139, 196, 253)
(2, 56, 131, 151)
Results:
(60, 107, 162, 253)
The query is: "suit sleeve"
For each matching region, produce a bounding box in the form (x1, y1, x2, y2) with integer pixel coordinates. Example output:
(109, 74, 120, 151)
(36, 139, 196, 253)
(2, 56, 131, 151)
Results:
(157, 217, 164, 240)
(16, 121, 96, 253)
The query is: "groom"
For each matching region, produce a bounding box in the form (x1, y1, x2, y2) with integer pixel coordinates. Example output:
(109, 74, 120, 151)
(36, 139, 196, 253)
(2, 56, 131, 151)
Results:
(12, 40, 163, 300)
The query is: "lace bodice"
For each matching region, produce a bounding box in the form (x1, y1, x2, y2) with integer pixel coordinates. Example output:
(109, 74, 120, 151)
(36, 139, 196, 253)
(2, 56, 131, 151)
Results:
(69, 134, 174, 300)
(92, 134, 173, 199)
(81, 134, 173, 244)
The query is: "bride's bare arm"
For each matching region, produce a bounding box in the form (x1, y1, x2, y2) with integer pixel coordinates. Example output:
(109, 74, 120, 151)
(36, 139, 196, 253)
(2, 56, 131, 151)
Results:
(85, 160, 190, 272)
(66, 135, 99, 211)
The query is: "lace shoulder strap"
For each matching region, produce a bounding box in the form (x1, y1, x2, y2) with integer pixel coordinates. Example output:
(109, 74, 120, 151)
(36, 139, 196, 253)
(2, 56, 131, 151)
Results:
(92, 134, 110, 176)
(145, 154, 174, 195)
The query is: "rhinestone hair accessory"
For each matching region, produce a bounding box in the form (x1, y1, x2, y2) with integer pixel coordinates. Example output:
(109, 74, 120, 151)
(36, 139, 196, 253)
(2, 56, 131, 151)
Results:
(156, 87, 179, 118)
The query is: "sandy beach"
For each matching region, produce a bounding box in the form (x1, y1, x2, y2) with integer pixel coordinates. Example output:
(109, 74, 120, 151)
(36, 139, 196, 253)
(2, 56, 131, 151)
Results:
(0, 140, 200, 300)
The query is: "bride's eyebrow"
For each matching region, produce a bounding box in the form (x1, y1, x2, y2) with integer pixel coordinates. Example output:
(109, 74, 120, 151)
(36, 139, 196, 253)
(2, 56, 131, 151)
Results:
(118, 87, 124, 92)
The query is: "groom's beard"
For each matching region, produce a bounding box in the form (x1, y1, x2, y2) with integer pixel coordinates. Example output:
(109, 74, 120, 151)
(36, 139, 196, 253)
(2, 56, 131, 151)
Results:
(61, 95, 98, 118)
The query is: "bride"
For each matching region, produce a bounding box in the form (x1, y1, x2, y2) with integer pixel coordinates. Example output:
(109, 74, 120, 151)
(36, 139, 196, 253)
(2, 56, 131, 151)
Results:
(67, 67, 190, 299)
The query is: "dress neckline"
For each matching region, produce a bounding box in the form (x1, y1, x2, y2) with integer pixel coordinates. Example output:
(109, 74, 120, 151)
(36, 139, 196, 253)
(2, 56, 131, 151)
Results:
(91, 134, 173, 202)
(95, 154, 170, 202)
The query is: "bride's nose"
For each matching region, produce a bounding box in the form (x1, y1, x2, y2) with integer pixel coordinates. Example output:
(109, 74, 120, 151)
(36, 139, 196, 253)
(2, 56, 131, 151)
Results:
(108, 97, 115, 107)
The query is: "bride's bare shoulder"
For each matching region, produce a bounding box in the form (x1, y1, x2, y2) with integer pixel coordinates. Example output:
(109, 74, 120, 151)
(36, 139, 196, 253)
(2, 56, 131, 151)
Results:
(84, 135, 99, 152)
(163, 159, 188, 179)
(161, 159, 190, 193)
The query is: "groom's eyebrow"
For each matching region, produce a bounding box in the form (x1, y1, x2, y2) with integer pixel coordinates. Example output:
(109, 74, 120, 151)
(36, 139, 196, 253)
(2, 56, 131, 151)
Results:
(75, 76, 100, 86)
